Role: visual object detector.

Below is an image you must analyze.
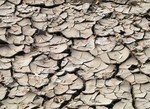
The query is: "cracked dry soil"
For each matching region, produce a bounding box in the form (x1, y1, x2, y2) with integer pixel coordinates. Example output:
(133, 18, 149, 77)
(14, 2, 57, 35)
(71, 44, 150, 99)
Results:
(0, 0, 150, 109)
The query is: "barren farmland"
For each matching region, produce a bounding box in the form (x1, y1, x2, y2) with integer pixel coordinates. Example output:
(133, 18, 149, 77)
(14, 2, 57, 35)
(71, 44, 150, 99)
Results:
(0, 0, 150, 109)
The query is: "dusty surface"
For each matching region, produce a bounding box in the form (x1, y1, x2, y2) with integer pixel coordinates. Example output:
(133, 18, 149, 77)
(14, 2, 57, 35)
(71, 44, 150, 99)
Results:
(0, 0, 150, 109)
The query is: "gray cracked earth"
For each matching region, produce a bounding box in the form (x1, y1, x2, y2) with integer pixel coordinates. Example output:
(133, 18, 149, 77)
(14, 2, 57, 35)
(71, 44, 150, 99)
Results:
(0, 0, 150, 109)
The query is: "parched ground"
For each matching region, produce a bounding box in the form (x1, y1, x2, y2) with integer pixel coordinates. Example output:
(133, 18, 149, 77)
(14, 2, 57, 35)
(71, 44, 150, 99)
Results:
(0, 0, 150, 109)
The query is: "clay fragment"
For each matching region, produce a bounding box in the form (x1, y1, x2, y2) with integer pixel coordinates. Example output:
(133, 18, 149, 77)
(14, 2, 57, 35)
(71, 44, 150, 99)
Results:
(0, 85, 7, 100)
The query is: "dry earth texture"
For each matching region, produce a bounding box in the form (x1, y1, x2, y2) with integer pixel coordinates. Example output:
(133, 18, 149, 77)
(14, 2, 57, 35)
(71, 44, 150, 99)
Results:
(0, 0, 150, 109)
